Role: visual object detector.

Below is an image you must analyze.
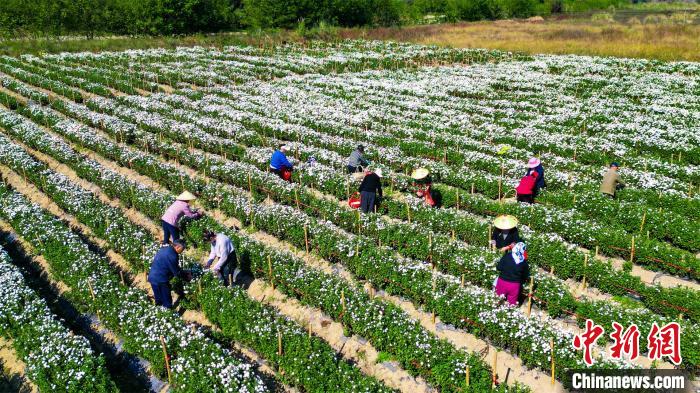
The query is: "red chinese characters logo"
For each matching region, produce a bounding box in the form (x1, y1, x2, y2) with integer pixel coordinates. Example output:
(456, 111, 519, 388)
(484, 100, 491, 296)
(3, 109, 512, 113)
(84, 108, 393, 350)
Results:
(572, 319, 682, 366)
(648, 322, 682, 365)
(610, 322, 639, 361)
(573, 319, 605, 366)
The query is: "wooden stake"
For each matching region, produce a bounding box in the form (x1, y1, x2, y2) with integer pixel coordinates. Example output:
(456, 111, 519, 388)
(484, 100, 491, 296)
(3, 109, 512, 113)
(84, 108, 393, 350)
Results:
(471, 183, 475, 194)
(304, 225, 310, 256)
(550, 266, 554, 275)
(341, 290, 346, 315)
(87, 281, 96, 302)
(527, 277, 534, 318)
(460, 274, 465, 287)
(630, 236, 635, 263)
(294, 189, 300, 210)
(268, 255, 274, 290)
(277, 330, 283, 356)
(488, 226, 493, 250)
(451, 230, 455, 241)
(308, 320, 312, 339)
(248, 173, 253, 195)
(198, 280, 202, 295)
(581, 254, 588, 290)
(406, 202, 411, 223)
(639, 211, 646, 232)
(160, 336, 172, 385)
(491, 350, 498, 389)
(465, 364, 470, 387)
(550, 338, 555, 386)
(595, 245, 599, 258)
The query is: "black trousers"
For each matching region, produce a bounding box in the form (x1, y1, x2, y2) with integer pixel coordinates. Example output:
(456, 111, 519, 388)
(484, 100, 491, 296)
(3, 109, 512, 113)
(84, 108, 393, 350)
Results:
(516, 193, 534, 203)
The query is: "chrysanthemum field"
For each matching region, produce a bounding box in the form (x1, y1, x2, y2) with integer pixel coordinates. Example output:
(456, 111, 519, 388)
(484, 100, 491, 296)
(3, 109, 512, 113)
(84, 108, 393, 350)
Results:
(0, 40, 697, 392)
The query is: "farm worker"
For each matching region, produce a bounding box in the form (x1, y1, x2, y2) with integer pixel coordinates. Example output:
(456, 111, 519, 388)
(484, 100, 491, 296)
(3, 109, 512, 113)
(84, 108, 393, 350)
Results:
(203, 230, 237, 286)
(494, 242, 529, 306)
(161, 191, 202, 245)
(347, 145, 369, 174)
(148, 240, 186, 309)
(600, 162, 625, 198)
(490, 215, 520, 252)
(359, 168, 383, 214)
(525, 157, 546, 197)
(515, 171, 539, 204)
(270, 144, 293, 180)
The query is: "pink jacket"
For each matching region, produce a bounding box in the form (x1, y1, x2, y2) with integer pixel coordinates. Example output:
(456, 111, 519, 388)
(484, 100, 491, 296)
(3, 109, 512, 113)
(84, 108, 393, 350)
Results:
(162, 200, 199, 226)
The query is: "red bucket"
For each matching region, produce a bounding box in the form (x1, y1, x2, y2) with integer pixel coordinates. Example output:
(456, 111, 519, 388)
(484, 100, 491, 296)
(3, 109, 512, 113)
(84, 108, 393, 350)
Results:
(348, 192, 361, 209)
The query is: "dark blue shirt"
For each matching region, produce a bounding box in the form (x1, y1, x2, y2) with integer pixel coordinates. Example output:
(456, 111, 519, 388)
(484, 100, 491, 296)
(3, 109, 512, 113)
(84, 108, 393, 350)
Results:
(148, 245, 180, 284)
(270, 150, 292, 170)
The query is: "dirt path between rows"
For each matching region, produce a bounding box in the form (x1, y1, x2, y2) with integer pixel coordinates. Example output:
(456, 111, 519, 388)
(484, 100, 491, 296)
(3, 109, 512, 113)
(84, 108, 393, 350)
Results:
(0, 337, 36, 393)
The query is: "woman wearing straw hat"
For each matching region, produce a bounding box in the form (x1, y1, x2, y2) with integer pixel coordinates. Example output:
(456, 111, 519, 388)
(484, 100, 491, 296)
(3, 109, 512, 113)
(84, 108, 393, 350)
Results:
(490, 215, 521, 253)
(495, 242, 530, 306)
(161, 191, 203, 244)
(525, 157, 545, 198)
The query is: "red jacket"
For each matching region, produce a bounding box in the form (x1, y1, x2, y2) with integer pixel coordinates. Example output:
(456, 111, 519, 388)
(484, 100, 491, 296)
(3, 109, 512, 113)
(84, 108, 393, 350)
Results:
(516, 173, 538, 195)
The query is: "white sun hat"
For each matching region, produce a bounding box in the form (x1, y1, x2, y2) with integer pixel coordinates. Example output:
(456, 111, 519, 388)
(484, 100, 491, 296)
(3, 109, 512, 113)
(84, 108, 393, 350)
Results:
(411, 167, 430, 180)
(493, 215, 518, 230)
(176, 191, 197, 201)
(374, 168, 383, 178)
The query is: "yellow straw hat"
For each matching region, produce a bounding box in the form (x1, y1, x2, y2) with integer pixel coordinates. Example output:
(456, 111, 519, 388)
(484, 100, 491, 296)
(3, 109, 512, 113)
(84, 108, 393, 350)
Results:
(411, 167, 430, 180)
(176, 191, 197, 201)
(493, 215, 518, 230)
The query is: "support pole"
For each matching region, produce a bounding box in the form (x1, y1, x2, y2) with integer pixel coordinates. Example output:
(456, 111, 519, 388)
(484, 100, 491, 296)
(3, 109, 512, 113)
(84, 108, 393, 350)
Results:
(160, 336, 172, 385)
(527, 277, 534, 318)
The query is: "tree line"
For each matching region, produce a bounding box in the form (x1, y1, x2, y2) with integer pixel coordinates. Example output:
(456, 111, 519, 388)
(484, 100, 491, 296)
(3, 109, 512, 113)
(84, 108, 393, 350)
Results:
(0, 0, 630, 38)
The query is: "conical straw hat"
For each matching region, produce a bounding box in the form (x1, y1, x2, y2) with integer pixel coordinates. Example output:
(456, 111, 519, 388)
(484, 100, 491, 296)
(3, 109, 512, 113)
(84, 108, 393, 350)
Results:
(411, 167, 430, 180)
(176, 191, 197, 201)
(493, 215, 518, 230)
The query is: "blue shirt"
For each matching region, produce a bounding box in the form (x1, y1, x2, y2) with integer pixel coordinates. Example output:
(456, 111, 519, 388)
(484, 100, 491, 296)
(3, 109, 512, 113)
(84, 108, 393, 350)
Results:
(148, 245, 180, 284)
(270, 150, 292, 170)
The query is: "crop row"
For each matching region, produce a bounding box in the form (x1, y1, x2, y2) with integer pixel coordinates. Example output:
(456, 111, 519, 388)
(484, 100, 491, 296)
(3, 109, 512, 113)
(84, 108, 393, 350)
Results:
(0, 244, 117, 392)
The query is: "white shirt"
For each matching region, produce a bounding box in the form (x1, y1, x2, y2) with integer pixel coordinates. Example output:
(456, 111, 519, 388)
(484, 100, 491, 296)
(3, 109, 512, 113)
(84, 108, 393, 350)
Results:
(208, 233, 235, 271)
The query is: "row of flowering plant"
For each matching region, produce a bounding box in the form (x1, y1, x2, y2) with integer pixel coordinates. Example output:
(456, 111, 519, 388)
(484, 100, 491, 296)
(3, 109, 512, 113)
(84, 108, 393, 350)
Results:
(0, 245, 117, 392)
(0, 104, 509, 392)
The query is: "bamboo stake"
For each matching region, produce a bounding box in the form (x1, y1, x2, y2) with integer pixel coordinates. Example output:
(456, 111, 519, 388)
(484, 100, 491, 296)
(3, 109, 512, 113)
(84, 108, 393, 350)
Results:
(527, 277, 534, 318)
(198, 280, 202, 295)
(267, 255, 274, 290)
(304, 225, 310, 256)
(451, 230, 455, 241)
(465, 365, 470, 387)
(471, 183, 475, 194)
(277, 330, 283, 356)
(639, 211, 646, 232)
(406, 202, 411, 223)
(341, 290, 346, 315)
(294, 189, 300, 210)
(160, 336, 172, 385)
(550, 338, 555, 386)
(581, 254, 588, 290)
(630, 236, 635, 263)
(308, 320, 312, 339)
(119, 270, 125, 285)
(248, 173, 253, 195)
(491, 350, 498, 389)
(595, 245, 599, 258)
(461, 274, 465, 287)
(488, 226, 493, 250)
